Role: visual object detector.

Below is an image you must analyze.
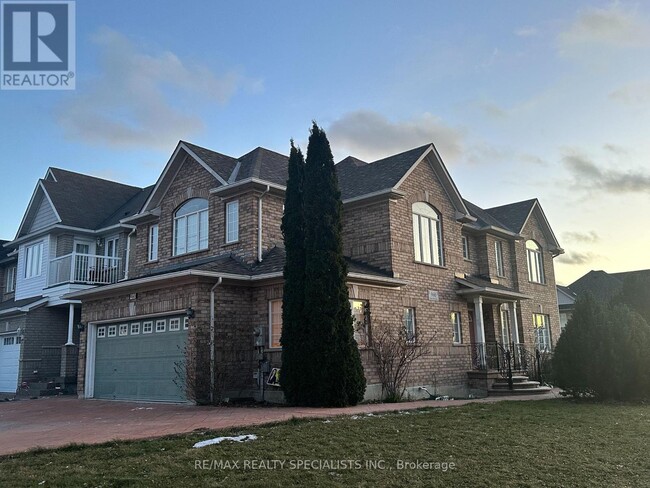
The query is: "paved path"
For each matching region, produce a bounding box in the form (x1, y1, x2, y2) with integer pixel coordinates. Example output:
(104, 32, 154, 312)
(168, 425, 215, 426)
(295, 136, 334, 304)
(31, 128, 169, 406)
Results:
(0, 390, 560, 456)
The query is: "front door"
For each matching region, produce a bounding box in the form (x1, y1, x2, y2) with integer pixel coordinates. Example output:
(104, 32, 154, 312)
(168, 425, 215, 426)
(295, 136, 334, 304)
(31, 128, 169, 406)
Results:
(500, 307, 511, 346)
(74, 241, 91, 282)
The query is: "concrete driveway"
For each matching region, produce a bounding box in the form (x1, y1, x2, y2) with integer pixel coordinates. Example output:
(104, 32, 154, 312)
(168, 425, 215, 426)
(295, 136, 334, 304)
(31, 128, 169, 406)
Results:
(0, 390, 559, 456)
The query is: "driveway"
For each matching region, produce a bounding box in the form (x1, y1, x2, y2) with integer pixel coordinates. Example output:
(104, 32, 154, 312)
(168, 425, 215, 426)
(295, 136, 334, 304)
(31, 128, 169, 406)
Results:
(0, 390, 559, 456)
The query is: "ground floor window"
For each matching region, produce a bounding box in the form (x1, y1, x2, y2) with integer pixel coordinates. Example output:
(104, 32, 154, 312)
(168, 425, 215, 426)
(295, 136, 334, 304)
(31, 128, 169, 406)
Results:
(450, 311, 462, 344)
(533, 313, 551, 351)
(404, 307, 416, 343)
(269, 299, 282, 348)
(350, 299, 368, 346)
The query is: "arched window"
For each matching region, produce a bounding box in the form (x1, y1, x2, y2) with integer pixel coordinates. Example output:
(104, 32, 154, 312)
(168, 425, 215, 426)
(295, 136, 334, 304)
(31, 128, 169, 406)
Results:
(526, 240, 544, 283)
(412, 202, 443, 266)
(174, 198, 208, 256)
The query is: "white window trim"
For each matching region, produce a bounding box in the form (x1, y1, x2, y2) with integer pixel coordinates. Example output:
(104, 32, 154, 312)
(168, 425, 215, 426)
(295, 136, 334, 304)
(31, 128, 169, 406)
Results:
(143, 321, 153, 334)
(24, 241, 44, 279)
(169, 318, 181, 331)
(350, 299, 368, 346)
(462, 236, 470, 260)
(5, 265, 16, 293)
(155, 319, 166, 333)
(495, 240, 505, 277)
(183, 317, 189, 330)
(526, 241, 545, 284)
(97, 326, 106, 338)
(148, 224, 159, 262)
(173, 199, 209, 256)
(226, 200, 239, 244)
(412, 204, 444, 266)
(451, 312, 462, 344)
(268, 299, 282, 349)
(533, 313, 552, 352)
(119, 324, 128, 336)
(130, 323, 140, 335)
(107, 325, 117, 337)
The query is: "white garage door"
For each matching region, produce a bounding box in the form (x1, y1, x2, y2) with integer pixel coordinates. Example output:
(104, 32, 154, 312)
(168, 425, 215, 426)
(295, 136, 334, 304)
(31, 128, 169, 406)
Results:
(0, 334, 20, 393)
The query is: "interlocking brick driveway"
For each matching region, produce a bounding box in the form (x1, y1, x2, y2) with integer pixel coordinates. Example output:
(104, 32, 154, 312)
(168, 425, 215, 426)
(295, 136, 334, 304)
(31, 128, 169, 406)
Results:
(0, 390, 559, 456)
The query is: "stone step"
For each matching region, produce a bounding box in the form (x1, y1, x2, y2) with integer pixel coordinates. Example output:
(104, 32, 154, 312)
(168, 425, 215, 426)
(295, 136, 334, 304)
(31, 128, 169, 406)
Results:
(492, 380, 541, 389)
(488, 386, 552, 396)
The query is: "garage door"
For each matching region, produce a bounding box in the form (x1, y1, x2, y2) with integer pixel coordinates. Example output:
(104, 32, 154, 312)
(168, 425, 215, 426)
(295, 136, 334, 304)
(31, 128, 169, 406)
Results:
(94, 316, 188, 402)
(0, 334, 20, 393)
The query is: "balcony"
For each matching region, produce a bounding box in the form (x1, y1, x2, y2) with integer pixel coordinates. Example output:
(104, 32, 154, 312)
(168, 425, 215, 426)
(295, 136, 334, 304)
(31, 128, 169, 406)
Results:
(48, 253, 123, 287)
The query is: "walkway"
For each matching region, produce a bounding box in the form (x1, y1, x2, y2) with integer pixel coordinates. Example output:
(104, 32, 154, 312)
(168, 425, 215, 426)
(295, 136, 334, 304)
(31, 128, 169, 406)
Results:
(0, 389, 560, 456)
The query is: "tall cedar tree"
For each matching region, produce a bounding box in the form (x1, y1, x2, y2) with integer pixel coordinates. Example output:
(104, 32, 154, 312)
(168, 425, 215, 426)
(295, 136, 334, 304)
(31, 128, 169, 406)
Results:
(280, 142, 307, 404)
(301, 123, 366, 406)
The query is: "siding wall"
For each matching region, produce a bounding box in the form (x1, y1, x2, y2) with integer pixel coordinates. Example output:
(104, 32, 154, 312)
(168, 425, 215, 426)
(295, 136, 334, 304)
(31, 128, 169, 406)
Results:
(15, 236, 51, 300)
(28, 195, 58, 233)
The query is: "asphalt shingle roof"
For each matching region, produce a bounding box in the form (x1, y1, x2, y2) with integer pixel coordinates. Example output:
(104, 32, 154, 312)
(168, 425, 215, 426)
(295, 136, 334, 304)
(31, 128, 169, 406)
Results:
(43, 168, 143, 230)
(0, 240, 10, 261)
(97, 185, 154, 229)
(0, 296, 44, 312)
(182, 141, 239, 183)
(236, 147, 289, 186)
(484, 199, 537, 234)
(569, 269, 650, 302)
(336, 144, 431, 200)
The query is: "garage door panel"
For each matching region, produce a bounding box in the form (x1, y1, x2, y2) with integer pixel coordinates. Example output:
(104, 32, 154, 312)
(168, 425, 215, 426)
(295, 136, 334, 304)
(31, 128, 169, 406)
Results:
(0, 335, 20, 393)
(94, 318, 187, 402)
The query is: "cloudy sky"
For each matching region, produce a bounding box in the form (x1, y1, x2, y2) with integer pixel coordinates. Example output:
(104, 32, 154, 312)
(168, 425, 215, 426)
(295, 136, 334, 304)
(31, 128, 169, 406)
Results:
(1, 1, 649, 284)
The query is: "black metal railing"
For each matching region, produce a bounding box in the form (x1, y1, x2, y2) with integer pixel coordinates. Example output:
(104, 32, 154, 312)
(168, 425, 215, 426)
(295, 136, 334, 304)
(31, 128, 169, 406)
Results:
(471, 342, 552, 389)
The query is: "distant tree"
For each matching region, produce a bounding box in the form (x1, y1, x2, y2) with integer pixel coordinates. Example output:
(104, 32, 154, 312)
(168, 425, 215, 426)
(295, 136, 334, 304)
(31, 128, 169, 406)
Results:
(612, 274, 650, 324)
(301, 122, 366, 406)
(553, 294, 650, 401)
(280, 142, 307, 404)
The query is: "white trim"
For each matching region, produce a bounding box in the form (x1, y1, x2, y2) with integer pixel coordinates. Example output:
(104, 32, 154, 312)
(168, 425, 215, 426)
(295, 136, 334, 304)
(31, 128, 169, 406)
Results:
(89, 309, 187, 325)
(209, 177, 287, 195)
(228, 161, 241, 183)
(44, 168, 58, 182)
(180, 143, 228, 186)
(83, 322, 98, 398)
(341, 188, 406, 205)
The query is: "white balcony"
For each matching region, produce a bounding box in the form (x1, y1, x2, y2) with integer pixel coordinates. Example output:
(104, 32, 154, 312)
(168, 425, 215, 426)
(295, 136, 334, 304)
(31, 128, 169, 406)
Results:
(48, 253, 123, 287)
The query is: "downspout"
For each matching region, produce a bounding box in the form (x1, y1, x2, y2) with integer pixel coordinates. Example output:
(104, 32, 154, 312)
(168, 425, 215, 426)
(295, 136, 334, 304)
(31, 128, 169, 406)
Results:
(210, 277, 223, 404)
(258, 185, 271, 262)
(123, 227, 137, 280)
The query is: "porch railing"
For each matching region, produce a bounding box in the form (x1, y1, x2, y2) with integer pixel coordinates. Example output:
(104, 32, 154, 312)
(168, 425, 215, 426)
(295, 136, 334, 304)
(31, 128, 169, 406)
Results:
(48, 253, 123, 287)
(470, 342, 553, 388)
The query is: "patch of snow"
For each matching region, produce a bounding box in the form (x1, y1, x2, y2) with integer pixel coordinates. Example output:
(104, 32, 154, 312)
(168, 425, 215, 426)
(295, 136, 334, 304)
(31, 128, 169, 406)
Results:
(193, 434, 257, 448)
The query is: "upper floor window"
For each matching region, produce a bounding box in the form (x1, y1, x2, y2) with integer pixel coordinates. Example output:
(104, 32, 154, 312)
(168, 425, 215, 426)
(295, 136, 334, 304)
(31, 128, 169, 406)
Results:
(148, 224, 159, 261)
(412, 202, 443, 266)
(226, 200, 239, 243)
(174, 199, 208, 256)
(25, 241, 43, 278)
(526, 240, 545, 284)
(5, 266, 16, 293)
(495, 240, 505, 277)
(462, 235, 470, 260)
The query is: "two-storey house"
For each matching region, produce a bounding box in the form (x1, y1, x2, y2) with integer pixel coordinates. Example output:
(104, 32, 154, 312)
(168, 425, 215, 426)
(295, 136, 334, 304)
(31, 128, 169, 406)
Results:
(70, 141, 563, 403)
(0, 168, 151, 395)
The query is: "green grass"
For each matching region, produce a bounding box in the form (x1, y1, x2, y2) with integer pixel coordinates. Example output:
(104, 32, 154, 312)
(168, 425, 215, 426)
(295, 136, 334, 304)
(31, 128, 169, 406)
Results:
(1, 399, 649, 487)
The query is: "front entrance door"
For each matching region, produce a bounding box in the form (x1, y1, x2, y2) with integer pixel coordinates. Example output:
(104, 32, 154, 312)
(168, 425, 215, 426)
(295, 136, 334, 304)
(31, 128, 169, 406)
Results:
(74, 241, 91, 282)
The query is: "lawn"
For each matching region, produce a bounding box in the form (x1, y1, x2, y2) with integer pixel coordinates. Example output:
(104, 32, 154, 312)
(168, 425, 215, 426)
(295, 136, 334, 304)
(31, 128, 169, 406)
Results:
(1, 399, 648, 487)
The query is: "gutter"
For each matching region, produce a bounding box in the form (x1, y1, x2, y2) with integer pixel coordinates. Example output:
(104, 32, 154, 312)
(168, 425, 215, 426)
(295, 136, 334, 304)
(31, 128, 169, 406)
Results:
(258, 185, 270, 262)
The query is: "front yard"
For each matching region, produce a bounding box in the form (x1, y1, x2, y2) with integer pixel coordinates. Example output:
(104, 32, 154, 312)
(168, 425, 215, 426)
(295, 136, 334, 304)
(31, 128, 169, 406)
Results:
(1, 399, 648, 487)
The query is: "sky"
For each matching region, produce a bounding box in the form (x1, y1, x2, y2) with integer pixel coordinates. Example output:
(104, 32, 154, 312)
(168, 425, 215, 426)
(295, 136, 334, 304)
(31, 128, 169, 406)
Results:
(1, 0, 649, 285)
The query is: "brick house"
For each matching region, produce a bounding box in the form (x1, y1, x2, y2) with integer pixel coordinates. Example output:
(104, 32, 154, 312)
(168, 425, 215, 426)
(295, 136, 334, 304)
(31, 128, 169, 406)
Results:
(69, 140, 563, 403)
(0, 169, 150, 395)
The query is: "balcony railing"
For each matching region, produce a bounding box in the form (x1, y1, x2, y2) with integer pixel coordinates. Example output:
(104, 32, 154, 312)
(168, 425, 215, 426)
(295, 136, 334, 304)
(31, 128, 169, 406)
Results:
(48, 253, 123, 287)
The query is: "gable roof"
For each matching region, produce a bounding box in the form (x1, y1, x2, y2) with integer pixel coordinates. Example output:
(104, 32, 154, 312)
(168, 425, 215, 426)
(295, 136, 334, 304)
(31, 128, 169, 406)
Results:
(41, 168, 143, 230)
(181, 141, 239, 183)
(568, 269, 650, 302)
(15, 169, 145, 238)
(484, 199, 537, 234)
(463, 199, 515, 234)
(96, 185, 154, 229)
(336, 144, 430, 201)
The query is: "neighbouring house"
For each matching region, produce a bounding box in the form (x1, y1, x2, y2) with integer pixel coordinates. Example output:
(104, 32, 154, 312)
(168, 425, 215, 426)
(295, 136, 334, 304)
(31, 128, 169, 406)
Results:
(557, 269, 650, 331)
(67, 140, 564, 403)
(0, 168, 151, 396)
(556, 285, 577, 332)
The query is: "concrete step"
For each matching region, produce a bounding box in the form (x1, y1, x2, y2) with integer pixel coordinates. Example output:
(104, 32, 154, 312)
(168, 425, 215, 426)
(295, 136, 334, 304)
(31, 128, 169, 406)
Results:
(488, 386, 552, 396)
(492, 380, 541, 389)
